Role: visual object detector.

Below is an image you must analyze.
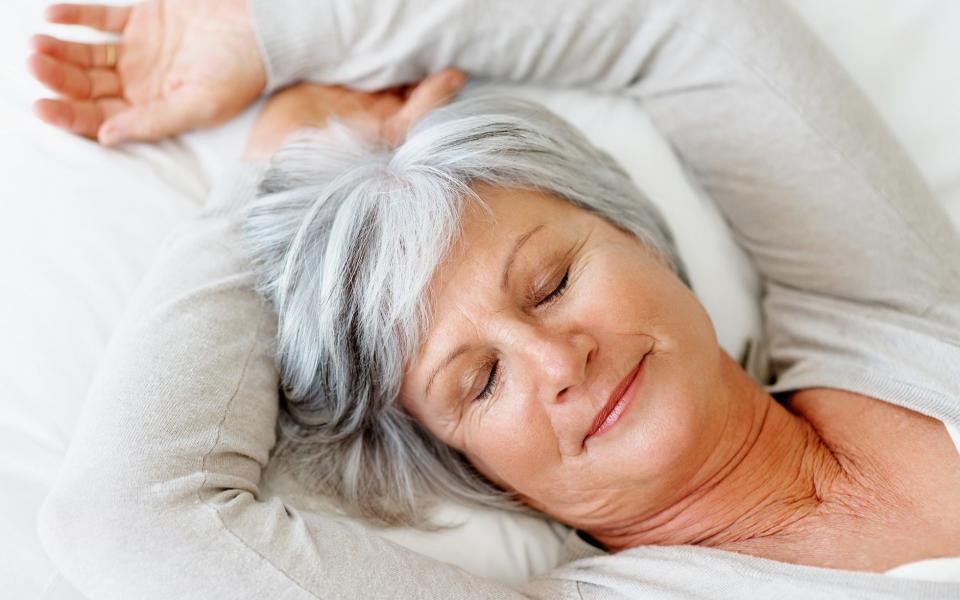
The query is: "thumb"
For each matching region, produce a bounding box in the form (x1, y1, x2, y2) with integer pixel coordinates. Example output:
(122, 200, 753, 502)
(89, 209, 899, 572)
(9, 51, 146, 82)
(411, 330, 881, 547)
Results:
(384, 69, 467, 144)
(98, 92, 207, 145)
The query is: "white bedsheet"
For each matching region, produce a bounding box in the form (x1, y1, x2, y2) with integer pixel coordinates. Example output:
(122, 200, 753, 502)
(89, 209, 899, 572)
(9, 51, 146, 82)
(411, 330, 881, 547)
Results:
(1, 1, 958, 597)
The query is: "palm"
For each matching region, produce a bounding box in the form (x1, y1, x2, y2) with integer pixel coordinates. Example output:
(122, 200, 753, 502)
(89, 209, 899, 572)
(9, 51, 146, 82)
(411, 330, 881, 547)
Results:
(29, 0, 265, 144)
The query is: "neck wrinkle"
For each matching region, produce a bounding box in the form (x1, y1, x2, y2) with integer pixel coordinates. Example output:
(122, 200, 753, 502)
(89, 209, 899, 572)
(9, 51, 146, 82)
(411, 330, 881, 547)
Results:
(587, 354, 848, 554)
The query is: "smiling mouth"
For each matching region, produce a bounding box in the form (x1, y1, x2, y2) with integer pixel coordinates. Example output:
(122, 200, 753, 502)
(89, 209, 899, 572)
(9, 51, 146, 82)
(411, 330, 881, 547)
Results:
(585, 355, 647, 441)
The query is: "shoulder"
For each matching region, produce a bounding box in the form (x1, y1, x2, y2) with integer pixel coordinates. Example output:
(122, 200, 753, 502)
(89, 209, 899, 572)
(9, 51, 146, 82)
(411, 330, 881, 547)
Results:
(788, 388, 960, 531)
(787, 388, 954, 477)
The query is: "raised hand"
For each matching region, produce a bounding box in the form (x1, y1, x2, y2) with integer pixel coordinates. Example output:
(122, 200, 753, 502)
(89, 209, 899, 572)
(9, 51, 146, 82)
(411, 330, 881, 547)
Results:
(28, 1, 265, 145)
(243, 69, 468, 161)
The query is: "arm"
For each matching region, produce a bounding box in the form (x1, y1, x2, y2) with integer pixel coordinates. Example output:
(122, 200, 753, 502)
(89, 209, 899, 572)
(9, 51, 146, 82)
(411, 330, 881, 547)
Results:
(37, 160, 558, 599)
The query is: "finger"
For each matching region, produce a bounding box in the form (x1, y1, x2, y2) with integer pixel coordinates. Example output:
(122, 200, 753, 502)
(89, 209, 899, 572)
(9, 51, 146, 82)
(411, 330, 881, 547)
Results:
(98, 92, 206, 145)
(400, 84, 418, 101)
(384, 69, 466, 142)
(31, 34, 121, 69)
(33, 97, 128, 139)
(399, 69, 466, 119)
(378, 83, 418, 101)
(45, 3, 131, 33)
(27, 52, 122, 99)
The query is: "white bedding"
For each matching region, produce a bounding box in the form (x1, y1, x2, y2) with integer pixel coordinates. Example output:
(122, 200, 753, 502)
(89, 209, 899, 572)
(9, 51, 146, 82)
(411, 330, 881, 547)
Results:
(1, 1, 958, 597)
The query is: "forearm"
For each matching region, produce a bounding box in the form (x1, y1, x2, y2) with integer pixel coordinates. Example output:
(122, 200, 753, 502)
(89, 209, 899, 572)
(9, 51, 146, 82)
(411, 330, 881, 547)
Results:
(249, 0, 649, 94)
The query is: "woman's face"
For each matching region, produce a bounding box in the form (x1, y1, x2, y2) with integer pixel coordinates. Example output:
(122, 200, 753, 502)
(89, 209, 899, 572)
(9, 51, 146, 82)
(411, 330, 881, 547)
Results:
(399, 185, 734, 534)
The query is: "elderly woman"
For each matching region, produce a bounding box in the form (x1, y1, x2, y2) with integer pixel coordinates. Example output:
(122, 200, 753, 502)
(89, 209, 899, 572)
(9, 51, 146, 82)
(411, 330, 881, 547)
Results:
(32, 0, 960, 598)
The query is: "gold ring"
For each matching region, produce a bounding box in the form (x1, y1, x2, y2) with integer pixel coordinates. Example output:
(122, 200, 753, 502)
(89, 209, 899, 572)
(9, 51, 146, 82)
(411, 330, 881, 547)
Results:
(105, 44, 117, 68)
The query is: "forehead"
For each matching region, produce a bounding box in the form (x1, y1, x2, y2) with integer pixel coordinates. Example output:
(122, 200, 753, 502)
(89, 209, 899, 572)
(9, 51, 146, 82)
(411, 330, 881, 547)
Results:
(435, 184, 580, 301)
(400, 186, 587, 395)
(457, 183, 577, 248)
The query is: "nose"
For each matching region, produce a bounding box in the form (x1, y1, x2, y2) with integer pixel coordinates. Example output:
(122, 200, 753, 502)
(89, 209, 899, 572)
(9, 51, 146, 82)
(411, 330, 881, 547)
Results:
(512, 324, 597, 405)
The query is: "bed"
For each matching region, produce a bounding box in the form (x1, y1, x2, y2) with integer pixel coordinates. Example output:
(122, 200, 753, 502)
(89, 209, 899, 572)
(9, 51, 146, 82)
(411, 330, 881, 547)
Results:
(1, 1, 958, 597)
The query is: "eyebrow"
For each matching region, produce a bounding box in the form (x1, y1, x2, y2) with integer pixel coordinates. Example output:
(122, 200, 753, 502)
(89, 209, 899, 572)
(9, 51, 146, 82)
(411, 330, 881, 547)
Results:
(424, 223, 546, 400)
(500, 224, 545, 291)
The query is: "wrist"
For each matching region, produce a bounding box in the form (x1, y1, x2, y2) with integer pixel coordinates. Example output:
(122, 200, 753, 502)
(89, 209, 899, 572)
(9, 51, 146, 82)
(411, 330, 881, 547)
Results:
(230, 0, 268, 98)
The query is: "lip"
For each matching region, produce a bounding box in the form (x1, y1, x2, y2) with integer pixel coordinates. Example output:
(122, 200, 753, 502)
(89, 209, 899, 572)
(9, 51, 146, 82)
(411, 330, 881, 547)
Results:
(585, 356, 647, 441)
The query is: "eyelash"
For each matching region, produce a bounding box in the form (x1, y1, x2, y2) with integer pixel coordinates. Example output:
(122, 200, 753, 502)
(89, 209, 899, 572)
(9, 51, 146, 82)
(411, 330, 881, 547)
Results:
(537, 270, 569, 308)
(475, 360, 500, 402)
(474, 269, 570, 403)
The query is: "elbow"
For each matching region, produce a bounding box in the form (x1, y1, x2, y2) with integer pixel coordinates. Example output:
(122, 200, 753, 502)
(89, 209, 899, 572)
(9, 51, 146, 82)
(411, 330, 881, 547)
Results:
(37, 477, 142, 581)
(37, 476, 299, 599)
(37, 468, 187, 590)
(36, 469, 266, 578)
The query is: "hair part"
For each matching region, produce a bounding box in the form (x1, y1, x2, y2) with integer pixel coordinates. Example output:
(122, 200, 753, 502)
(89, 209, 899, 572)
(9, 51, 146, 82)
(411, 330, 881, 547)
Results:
(240, 93, 689, 528)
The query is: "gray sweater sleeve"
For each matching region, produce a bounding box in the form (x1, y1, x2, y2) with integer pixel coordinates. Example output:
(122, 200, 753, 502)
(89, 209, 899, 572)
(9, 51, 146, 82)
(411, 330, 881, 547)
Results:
(250, 0, 960, 416)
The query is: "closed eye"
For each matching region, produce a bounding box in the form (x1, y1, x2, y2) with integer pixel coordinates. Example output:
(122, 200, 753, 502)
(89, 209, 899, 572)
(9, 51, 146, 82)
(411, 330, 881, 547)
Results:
(537, 270, 569, 307)
(474, 360, 499, 402)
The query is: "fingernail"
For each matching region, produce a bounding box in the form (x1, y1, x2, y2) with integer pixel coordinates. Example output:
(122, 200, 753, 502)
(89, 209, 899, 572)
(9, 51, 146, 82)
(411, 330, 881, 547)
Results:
(445, 70, 466, 89)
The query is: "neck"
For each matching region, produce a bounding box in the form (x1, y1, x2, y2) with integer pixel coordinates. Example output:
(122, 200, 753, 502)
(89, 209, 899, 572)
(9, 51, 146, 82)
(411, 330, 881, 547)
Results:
(588, 353, 849, 556)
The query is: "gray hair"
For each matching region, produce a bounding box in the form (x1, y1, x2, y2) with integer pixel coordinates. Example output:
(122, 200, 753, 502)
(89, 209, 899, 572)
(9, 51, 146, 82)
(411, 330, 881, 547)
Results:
(240, 94, 689, 528)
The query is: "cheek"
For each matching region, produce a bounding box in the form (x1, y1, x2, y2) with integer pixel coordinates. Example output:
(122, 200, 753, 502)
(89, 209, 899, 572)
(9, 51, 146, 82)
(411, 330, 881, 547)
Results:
(571, 243, 668, 325)
(461, 395, 556, 493)
(600, 242, 717, 359)
(615, 273, 721, 482)
(572, 241, 723, 486)
(613, 352, 716, 487)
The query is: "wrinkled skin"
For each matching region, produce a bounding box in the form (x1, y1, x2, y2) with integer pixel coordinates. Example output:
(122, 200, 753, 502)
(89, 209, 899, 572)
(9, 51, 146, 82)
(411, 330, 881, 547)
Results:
(399, 185, 738, 535)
